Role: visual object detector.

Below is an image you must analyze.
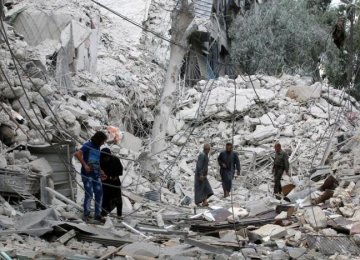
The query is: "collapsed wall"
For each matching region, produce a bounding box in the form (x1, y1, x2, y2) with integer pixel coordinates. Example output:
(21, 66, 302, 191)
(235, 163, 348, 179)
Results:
(0, 0, 165, 205)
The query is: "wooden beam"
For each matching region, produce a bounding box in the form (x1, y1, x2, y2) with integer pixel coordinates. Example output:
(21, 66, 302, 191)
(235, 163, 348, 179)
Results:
(45, 187, 82, 211)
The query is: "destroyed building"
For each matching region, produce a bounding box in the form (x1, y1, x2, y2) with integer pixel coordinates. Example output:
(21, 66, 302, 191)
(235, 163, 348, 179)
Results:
(1, 0, 360, 259)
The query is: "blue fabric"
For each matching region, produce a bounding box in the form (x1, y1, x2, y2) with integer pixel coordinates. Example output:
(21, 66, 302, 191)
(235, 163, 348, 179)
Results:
(80, 141, 101, 177)
(82, 175, 103, 217)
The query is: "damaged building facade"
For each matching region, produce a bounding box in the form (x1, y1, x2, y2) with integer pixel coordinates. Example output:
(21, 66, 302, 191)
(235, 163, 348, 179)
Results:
(181, 0, 265, 86)
(6, 3, 100, 90)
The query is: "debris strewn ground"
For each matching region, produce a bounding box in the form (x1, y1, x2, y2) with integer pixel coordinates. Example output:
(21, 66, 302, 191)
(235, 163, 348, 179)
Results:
(1, 0, 360, 259)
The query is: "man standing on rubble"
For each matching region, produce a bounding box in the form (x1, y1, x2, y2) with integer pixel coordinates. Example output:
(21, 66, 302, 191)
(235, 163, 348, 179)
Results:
(272, 143, 289, 197)
(218, 143, 240, 198)
(195, 143, 214, 207)
(74, 131, 108, 222)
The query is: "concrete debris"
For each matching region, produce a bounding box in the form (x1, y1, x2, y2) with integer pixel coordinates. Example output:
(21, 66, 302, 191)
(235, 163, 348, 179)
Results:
(119, 132, 142, 153)
(253, 224, 287, 240)
(120, 242, 160, 258)
(303, 206, 327, 229)
(286, 83, 322, 102)
(1, 0, 360, 259)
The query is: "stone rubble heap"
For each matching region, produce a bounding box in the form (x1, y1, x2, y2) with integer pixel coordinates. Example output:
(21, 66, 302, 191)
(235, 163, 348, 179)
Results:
(158, 74, 360, 206)
(1, 0, 360, 259)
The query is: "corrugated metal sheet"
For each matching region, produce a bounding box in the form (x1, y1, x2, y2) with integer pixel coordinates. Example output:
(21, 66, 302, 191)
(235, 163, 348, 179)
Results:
(0, 167, 40, 196)
(306, 235, 360, 255)
(190, 215, 276, 233)
(28, 143, 76, 200)
(194, 0, 213, 19)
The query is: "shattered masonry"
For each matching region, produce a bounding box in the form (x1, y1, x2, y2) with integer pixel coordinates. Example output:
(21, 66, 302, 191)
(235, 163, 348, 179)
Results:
(1, 0, 360, 259)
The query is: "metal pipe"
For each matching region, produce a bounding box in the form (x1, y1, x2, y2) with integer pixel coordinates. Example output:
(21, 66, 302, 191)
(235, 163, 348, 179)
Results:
(120, 221, 152, 239)
(45, 187, 82, 211)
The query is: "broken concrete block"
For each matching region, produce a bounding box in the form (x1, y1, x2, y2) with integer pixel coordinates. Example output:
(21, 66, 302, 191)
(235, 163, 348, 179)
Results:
(309, 105, 328, 119)
(171, 132, 187, 146)
(240, 248, 257, 259)
(179, 160, 193, 176)
(287, 247, 307, 259)
(28, 157, 53, 174)
(286, 83, 321, 102)
(13, 150, 32, 160)
(167, 117, 185, 136)
(0, 215, 14, 228)
(350, 222, 360, 235)
(244, 115, 261, 127)
(281, 125, 294, 137)
(2, 86, 24, 99)
(120, 132, 142, 153)
(253, 224, 287, 239)
(271, 249, 288, 260)
(64, 106, 89, 121)
(21, 199, 37, 210)
(227, 215, 239, 223)
(304, 206, 327, 228)
(246, 198, 274, 217)
(39, 84, 53, 97)
(68, 120, 81, 137)
(58, 109, 76, 125)
(353, 234, 360, 246)
(339, 206, 354, 218)
(259, 112, 277, 126)
(351, 209, 360, 222)
(247, 125, 279, 144)
(120, 242, 160, 257)
(320, 228, 338, 236)
(86, 118, 102, 130)
(230, 252, 246, 260)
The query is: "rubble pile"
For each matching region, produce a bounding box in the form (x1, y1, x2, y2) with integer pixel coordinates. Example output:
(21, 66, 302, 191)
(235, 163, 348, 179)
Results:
(0, 0, 163, 146)
(1, 0, 360, 259)
(0, 0, 164, 204)
(159, 74, 360, 203)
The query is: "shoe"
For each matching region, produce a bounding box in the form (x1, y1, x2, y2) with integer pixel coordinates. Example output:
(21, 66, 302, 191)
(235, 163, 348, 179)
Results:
(94, 215, 106, 223)
(82, 214, 90, 222)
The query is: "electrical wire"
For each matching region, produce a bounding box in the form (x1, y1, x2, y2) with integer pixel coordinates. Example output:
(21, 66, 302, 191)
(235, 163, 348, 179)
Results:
(2, 1, 358, 244)
(0, 18, 137, 163)
(229, 72, 247, 257)
(0, 20, 148, 219)
(0, 22, 53, 143)
(157, 76, 217, 199)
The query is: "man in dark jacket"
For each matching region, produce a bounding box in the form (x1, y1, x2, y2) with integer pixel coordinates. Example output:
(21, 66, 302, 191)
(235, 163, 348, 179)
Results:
(100, 148, 123, 217)
(272, 143, 289, 196)
(194, 143, 214, 207)
(218, 143, 241, 198)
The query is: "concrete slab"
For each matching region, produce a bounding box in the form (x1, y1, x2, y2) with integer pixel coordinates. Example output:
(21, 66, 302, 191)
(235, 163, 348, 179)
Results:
(119, 132, 142, 153)
(304, 206, 327, 228)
